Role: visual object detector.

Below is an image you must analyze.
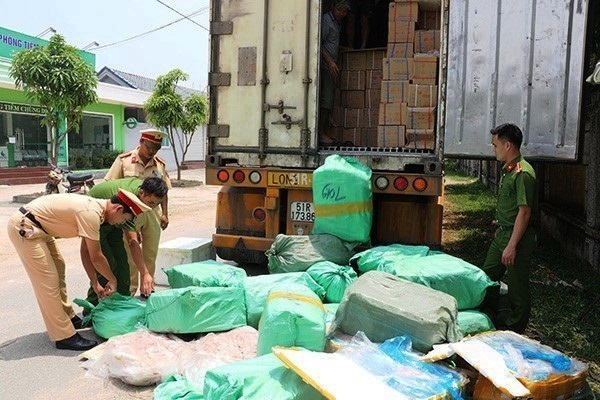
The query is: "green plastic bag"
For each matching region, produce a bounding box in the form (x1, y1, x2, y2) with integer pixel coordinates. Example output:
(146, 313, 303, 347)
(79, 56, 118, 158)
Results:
(243, 272, 326, 328)
(74, 294, 146, 339)
(266, 234, 355, 274)
(457, 310, 495, 336)
(145, 287, 246, 334)
(312, 155, 373, 243)
(383, 253, 497, 310)
(154, 374, 204, 400)
(307, 261, 357, 303)
(203, 353, 325, 400)
(351, 244, 431, 273)
(164, 260, 247, 289)
(257, 284, 327, 355)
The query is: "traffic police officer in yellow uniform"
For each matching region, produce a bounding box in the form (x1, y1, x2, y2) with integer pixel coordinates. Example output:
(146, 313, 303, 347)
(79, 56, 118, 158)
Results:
(104, 128, 172, 295)
(7, 190, 150, 350)
(480, 123, 537, 333)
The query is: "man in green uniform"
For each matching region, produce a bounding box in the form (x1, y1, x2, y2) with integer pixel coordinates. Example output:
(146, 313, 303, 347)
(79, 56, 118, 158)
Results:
(83, 177, 168, 305)
(480, 122, 537, 333)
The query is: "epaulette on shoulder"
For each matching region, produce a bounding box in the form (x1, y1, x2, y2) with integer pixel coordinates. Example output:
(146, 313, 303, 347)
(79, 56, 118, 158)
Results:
(515, 162, 523, 173)
(118, 151, 133, 159)
(154, 155, 167, 165)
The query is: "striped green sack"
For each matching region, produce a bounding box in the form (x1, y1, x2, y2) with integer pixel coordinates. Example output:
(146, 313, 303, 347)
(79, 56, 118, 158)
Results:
(312, 155, 373, 243)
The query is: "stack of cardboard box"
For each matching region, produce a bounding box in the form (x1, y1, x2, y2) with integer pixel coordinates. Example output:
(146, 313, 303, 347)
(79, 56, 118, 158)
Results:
(379, 0, 440, 149)
(331, 48, 385, 146)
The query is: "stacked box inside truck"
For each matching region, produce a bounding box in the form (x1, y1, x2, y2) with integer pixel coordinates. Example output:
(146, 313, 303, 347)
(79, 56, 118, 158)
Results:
(331, 49, 385, 147)
(330, 1, 441, 150)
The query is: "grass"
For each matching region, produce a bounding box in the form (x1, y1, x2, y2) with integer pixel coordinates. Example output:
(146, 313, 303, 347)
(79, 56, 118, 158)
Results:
(443, 170, 600, 396)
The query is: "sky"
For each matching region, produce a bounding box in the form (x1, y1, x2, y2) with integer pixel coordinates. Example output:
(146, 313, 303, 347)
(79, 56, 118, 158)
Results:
(1, 0, 210, 91)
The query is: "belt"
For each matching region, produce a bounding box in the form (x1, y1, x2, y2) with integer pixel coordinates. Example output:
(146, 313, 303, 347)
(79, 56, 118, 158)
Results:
(19, 207, 48, 234)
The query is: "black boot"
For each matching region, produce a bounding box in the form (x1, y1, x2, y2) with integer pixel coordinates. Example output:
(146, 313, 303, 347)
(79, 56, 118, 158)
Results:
(55, 333, 97, 350)
(71, 315, 83, 330)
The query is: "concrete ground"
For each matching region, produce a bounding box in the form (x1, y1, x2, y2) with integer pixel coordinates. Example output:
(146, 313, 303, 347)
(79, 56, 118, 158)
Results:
(0, 168, 220, 399)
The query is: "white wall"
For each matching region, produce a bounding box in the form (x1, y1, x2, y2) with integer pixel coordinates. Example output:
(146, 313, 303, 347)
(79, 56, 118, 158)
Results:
(123, 124, 206, 170)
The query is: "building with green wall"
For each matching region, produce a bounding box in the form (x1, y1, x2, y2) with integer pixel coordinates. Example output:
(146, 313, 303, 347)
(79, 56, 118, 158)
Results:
(0, 26, 148, 168)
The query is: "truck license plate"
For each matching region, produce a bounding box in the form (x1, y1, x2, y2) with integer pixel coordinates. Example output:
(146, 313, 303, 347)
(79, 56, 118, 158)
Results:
(290, 202, 315, 222)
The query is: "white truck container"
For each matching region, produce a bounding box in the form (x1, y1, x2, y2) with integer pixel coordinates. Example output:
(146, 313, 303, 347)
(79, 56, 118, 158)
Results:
(205, 0, 589, 265)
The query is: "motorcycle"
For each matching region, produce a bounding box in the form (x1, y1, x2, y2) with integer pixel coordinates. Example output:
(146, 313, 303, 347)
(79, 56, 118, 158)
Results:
(45, 164, 96, 195)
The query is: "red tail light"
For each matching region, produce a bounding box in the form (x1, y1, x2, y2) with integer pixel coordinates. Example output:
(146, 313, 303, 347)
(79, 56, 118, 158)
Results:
(233, 170, 245, 183)
(394, 176, 409, 191)
(253, 207, 266, 222)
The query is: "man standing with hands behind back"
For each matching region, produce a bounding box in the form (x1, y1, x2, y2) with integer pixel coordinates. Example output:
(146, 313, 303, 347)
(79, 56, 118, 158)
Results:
(319, 0, 351, 145)
(480, 122, 537, 334)
(105, 128, 172, 296)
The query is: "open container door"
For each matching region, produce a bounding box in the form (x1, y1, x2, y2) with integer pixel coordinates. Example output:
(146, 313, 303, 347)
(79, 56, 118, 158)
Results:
(444, 0, 589, 160)
(208, 0, 321, 168)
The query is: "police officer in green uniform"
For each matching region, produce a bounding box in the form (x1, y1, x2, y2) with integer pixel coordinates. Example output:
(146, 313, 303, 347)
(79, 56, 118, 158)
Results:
(84, 177, 168, 305)
(480, 123, 537, 333)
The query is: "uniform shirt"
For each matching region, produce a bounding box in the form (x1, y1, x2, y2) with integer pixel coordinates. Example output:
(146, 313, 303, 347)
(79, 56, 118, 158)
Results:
(105, 147, 172, 189)
(88, 177, 144, 232)
(496, 155, 537, 227)
(321, 11, 341, 70)
(22, 194, 106, 240)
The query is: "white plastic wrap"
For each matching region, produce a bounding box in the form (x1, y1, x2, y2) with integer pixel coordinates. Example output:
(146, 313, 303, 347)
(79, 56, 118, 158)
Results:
(81, 326, 259, 387)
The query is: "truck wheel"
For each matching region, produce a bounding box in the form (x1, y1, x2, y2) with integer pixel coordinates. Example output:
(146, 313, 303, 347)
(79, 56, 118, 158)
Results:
(215, 247, 268, 275)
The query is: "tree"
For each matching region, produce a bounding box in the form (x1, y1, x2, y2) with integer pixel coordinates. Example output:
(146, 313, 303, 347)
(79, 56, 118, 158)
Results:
(9, 34, 98, 165)
(144, 69, 208, 180)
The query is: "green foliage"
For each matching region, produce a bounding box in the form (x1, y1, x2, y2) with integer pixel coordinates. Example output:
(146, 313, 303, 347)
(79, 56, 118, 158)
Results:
(9, 34, 98, 164)
(144, 69, 208, 179)
(68, 148, 120, 170)
(444, 174, 600, 395)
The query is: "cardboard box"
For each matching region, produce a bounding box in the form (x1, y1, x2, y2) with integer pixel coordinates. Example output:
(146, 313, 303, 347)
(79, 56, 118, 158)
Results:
(382, 57, 414, 80)
(340, 70, 366, 90)
(340, 51, 367, 71)
(408, 84, 438, 107)
(407, 106, 437, 129)
(413, 55, 438, 84)
(341, 90, 365, 109)
(378, 125, 406, 147)
(405, 129, 435, 150)
(364, 107, 379, 128)
(366, 69, 383, 89)
(414, 30, 441, 53)
(389, 1, 419, 23)
(365, 49, 386, 70)
(418, 10, 441, 30)
(381, 80, 410, 103)
(378, 102, 408, 125)
(344, 108, 364, 128)
(387, 42, 414, 58)
(388, 20, 416, 43)
(331, 106, 344, 127)
(365, 89, 381, 109)
(361, 127, 378, 147)
(342, 128, 360, 145)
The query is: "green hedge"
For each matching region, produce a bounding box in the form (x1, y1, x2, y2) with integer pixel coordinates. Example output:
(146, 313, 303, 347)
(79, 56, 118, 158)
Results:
(69, 148, 121, 169)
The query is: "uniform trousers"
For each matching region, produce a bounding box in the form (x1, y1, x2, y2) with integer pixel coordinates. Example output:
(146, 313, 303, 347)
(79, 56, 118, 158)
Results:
(7, 213, 76, 341)
(127, 207, 161, 295)
(85, 223, 130, 305)
(480, 227, 536, 333)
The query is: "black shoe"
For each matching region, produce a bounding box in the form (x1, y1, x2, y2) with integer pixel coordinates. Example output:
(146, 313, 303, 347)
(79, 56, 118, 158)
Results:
(71, 315, 83, 330)
(55, 333, 97, 351)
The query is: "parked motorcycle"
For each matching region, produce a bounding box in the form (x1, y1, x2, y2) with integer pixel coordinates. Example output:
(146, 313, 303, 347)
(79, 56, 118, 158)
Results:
(45, 164, 96, 195)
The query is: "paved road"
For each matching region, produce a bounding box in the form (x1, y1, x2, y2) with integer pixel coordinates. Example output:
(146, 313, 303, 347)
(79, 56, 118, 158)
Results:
(0, 168, 220, 399)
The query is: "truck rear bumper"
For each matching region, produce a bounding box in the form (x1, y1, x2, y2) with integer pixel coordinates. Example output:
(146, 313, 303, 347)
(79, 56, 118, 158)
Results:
(212, 233, 274, 252)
